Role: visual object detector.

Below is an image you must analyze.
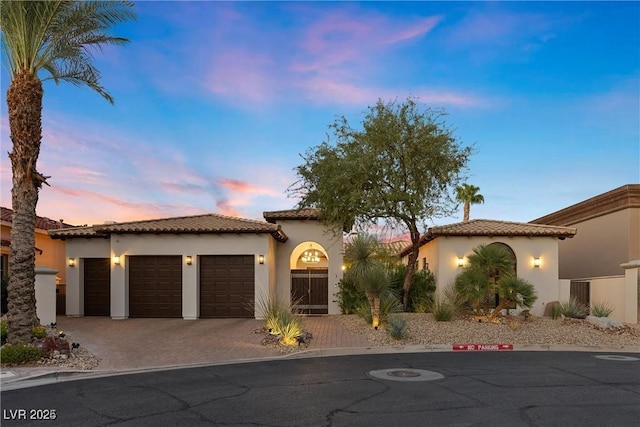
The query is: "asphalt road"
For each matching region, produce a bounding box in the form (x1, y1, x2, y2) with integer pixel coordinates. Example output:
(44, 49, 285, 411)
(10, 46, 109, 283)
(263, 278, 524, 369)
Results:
(2, 351, 639, 426)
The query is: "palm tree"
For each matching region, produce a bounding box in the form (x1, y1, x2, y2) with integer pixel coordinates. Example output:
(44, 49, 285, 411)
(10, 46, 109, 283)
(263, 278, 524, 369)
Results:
(492, 275, 537, 317)
(344, 234, 388, 328)
(455, 244, 515, 315)
(1, 1, 136, 343)
(455, 184, 484, 222)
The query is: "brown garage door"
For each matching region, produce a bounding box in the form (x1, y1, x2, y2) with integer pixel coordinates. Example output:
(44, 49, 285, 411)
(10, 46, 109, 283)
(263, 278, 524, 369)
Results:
(84, 258, 110, 316)
(129, 255, 182, 318)
(200, 255, 254, 318)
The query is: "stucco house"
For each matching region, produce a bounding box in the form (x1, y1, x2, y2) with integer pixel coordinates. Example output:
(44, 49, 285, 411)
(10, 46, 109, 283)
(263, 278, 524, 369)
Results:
(399, 220, 577, 317)
(531, 184, 639, 323)
(49, 209, 344, 319)
(1, 206, 72, 284)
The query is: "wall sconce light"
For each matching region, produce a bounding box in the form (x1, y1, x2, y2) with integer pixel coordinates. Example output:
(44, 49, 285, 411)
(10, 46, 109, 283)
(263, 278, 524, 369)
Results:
(457, 257, 465, 268)
(341, 265, 346, 271)
(533, 257, 541, 268)
(112, 256, 120, 265)
(186, 256, 193, 265)
(68, 258, 76, 267)
(258, 254, 264, 264)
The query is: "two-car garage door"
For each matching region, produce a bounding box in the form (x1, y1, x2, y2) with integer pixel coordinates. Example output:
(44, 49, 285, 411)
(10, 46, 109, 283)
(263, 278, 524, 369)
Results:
(83, 255, 255, 318)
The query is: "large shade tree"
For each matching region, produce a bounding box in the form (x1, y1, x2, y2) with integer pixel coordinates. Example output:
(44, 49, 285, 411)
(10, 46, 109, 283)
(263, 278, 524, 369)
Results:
(1, 1, 136, 343)
(289, 98, 472, 309)
(455, 183, 484, 222)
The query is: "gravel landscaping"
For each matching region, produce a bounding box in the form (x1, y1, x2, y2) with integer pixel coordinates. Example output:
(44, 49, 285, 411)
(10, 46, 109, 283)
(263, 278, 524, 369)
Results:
(338, 313, 640, 350)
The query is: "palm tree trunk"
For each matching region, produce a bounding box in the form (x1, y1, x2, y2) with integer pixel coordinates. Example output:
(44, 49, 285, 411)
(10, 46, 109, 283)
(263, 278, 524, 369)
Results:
(463, 201, 470, 222)
(402, 228, 420, 311)
(7, 71, 45, 343)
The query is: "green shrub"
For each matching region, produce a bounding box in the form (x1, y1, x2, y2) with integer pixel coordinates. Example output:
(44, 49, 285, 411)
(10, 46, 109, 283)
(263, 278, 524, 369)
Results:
(590, 301, 614, 318)
(31, 325, 47, 339)
(431, 297, 455, 321)
(386, 315, 409, 340)
(336, 276, 367, 315)
(560, 297, 588, 319)
(388, 265, 436, 312)
(0, 343, 48, 366)
(1, 319, 7, 345)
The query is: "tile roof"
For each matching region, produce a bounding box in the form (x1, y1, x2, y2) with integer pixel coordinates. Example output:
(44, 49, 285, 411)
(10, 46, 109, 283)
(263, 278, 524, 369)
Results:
(263, 208, 321, 223)
(48, 226, 105, 239)
(49, 213, 288, 242)
(1, 206, 74, 230)
(399, 219, 576, 257)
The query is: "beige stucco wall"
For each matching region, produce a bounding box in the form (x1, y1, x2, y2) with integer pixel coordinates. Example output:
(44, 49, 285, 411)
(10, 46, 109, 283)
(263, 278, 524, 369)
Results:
(271, 220, 344, 315)
(1, 224, 67, 284)
(65, 238, 111, 316)
(590, 276, 627, 322)
(64, 234, 275, 319)
(111, 233, 273, 319)
(418, 235, 562, 317)
(558, 208, 639, 278)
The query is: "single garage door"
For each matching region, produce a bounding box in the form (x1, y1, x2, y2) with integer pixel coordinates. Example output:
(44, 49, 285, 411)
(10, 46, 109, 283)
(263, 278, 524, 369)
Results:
(129, 255, 182, 318)
(200, 255, 254, 318)
(84, 258, 110, 316)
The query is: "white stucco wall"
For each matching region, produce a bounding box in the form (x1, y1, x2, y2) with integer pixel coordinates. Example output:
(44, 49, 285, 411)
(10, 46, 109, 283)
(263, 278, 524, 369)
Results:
(65, 238, 110, 316)
(110, 233, 273, 319)
(271, 220, 344, 315)
(418, 235, 562, 316)
(63, 234, 276, 319)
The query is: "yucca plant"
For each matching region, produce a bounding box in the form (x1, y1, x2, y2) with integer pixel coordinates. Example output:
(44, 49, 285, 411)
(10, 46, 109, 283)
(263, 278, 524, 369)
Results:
(431, 296, 456, 321)
(590, 301, 614, 318)
(560, 297, 588, 319)
(386, 315, 409, 340)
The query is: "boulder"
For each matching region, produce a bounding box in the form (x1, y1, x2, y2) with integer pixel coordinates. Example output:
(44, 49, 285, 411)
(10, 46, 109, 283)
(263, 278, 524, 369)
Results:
(586, 315, 624, 329)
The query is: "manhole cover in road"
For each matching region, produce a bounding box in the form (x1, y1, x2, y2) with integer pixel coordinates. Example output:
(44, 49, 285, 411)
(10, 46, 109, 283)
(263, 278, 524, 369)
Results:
(368, 368, 444, 382)
(594, 355, 639, 362)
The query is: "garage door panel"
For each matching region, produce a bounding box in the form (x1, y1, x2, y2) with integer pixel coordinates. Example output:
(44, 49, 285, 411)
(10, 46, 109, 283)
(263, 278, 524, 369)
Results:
(200, 255, 254, 318)
(129, 256, 182, 318)
(84, 258, 111, 316)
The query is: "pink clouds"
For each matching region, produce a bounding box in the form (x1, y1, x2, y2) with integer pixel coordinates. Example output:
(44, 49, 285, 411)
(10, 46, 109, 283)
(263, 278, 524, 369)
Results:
(192, 4, 478, 109)
(206, 50, 277, 103)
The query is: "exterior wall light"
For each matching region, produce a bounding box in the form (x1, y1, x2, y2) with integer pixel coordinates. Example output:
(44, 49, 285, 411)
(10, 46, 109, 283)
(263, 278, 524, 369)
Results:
(68, 258, 76, 267)
(186, 256, 193, 265)
(457, 257, 465, 268)
(258, 254, 265, 264)
(533, 257, 541, 268)
(112, 256, 120, 265)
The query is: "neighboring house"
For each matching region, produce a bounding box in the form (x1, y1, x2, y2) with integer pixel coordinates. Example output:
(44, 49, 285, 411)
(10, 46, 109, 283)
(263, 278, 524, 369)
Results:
(399, 220, 577, 317)
(1, 206, 72, 284)
(531, 184, 640, 323)
(49, 209, 344, 319)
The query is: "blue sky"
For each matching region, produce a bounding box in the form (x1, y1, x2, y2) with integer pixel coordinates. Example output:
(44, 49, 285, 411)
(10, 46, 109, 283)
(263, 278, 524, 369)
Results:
(1, 1, 638, 232)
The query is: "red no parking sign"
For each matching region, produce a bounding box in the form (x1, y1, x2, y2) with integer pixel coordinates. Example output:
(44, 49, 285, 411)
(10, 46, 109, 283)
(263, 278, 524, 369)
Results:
(452, 344, 513, 351)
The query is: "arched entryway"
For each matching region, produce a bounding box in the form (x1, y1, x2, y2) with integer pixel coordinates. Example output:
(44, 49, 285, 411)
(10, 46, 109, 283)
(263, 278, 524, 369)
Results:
(290, 242, 329, 314)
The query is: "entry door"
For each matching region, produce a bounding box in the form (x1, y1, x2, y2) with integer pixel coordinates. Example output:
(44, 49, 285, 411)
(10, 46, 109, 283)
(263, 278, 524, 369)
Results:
(84, 258, 110, 316)
(291, 269, 328, 314)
